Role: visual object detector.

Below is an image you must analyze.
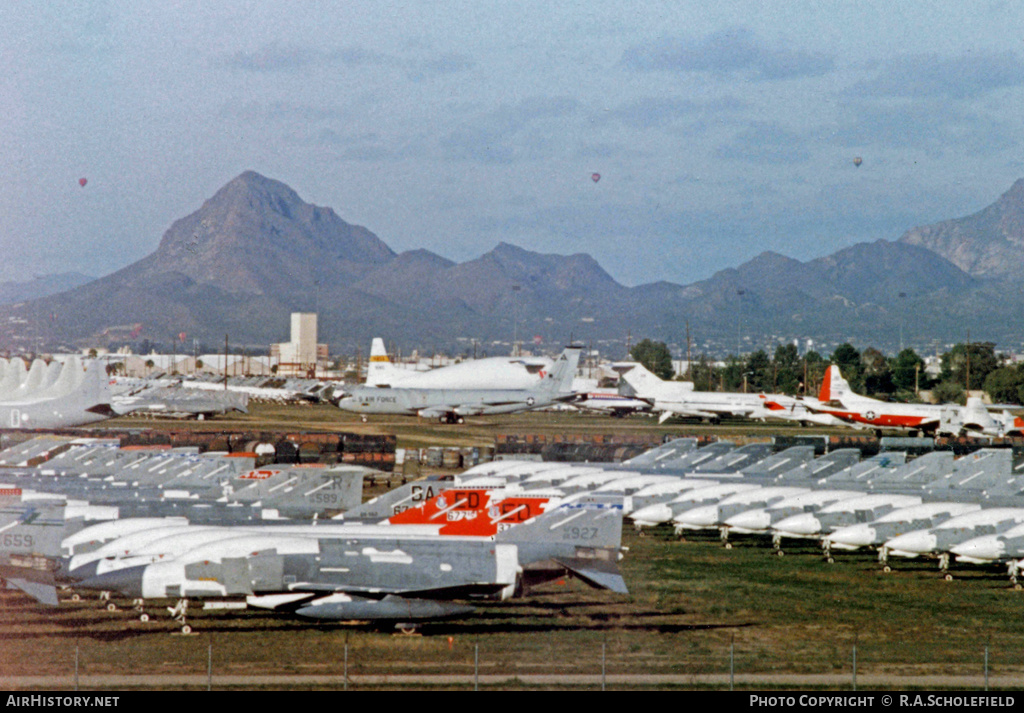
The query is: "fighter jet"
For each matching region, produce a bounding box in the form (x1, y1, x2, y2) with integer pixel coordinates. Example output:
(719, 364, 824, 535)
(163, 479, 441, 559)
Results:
(73, 497, 626, 632)
(0, 487, 66, 605)
(337, 346, 581, 423)
(828, 502, 984, 569)
(772, 493, 924, 557)
(882, 507, 1024, 577)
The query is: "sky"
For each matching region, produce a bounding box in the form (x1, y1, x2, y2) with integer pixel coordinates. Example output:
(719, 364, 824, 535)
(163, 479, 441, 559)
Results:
(2, 1, 1023, 287)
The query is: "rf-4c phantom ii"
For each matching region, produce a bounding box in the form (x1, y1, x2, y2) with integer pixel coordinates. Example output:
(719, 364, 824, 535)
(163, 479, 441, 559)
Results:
(72, 496, 626, 632)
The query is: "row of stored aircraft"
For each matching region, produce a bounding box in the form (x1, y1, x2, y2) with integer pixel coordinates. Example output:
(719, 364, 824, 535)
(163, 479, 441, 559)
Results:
(343, 338, 1024, 436)
(9, 435, 1024, 635)
(618, 362, 1024, 437)
(0, 434, 629, 632)
(5, 338, 1018, 436)
(452, 438, 1024, 586)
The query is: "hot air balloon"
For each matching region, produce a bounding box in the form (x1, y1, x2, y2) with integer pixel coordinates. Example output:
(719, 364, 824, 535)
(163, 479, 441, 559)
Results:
(853, 157, 863, 168)
(591, 173, 600, 183)
(78, 177, 88, 187)
(178, 332, 187, 343)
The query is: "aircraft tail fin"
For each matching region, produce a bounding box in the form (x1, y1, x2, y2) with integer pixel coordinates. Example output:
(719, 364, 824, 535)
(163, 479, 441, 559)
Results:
(365, 338, 398, 387)
(496, 495, 627, 593)
(818, 365, 851, 403)
(537, 346, 582, 393)
(496, 495, 624, 551)
(618, 362, 664, 397)
(0, 489, 65, 606)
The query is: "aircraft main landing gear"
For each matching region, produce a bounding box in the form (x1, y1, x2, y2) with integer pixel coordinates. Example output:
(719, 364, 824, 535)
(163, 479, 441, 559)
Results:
(168, 599, 195, 634)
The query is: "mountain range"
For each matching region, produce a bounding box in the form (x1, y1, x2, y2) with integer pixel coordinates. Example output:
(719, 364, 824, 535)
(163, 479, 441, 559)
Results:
(3, 170, 1023, 358)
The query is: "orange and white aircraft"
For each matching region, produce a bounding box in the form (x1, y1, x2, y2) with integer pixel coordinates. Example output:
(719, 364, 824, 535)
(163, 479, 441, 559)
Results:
(807, 365, 1024, 436)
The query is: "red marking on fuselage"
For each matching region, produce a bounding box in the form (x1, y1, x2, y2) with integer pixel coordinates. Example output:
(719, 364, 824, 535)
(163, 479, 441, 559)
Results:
(387, 488, 549, 535)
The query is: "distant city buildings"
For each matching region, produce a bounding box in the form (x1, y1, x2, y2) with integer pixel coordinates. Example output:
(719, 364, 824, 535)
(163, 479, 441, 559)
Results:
(271, 313, 330, 377)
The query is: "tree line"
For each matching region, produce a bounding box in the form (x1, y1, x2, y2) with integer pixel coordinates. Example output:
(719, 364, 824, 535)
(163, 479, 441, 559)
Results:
(629, 338, 1024, 405)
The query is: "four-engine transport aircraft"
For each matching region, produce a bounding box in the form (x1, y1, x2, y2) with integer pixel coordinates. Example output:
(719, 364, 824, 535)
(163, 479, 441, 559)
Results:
(337, 346, 582, 423)
(0, 357, 115, 429)
(807, 365, 1024, 436)
(366, 338, 552, 389)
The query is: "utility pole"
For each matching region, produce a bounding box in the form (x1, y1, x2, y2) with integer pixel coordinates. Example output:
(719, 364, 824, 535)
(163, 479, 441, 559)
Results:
(685, 320, 692, 380)
(966, 329, 971, 392)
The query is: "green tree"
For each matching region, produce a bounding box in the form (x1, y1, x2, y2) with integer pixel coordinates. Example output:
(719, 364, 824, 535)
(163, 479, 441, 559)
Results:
(831, 343, 864, 392)
(802, 350, 828, 397)
(719, 356, 745, 391)
(931, 379, 966, 405)
(891, 348, 925, 394)
(861, 347, 894, 397)
(689, 354, 719, 392)
(746, 349, 772, 392)
(772, 344, 801, 394)
(630, 339, 675, 380)
(940, 342, 999, 391)
(984, 366, 1024, 405)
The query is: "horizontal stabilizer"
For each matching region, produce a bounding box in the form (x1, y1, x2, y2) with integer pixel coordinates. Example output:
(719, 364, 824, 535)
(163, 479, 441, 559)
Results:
(6, 578, 58, 606)
(553, 557, 629, 594)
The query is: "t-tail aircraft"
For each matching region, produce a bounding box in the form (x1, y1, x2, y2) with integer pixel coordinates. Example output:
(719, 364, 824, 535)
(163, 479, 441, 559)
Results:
(337, 346, 582, 423)
(617, 362, 843, 427)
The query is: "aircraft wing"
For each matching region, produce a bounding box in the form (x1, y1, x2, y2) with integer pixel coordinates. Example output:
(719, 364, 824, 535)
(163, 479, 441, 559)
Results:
(417, 396, 546, 419)
(655, 404, 758, 423)
(417, 405, 484, 419)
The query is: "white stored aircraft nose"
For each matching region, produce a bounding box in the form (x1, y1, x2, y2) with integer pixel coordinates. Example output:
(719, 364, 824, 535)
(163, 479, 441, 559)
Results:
(724, 509, 771, 532)
(674, 504, 719, 528)
(884, 531, 937, 555)
(950, 536, 1005, 561)
(630, 503, 672, 526)
(773, 513, 821, 536)
(828, 524, 876, 548)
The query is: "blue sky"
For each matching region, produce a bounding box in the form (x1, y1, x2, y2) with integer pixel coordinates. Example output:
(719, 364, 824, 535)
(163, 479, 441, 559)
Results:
(2, 1, 1023, 286)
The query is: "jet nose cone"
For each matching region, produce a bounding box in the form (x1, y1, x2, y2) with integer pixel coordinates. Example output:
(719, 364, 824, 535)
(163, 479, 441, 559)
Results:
(75, 565, 146, 598)
(829, 524, 876, 548)
(674, 504, 719, 528)
(885, 531, 937, 556)
(950, 536, 1004, 561)
(66, 559, 100, 583)
(774, 513, 821, 536)
(630, 503, 672, 526)
(725, 509, 770, 532)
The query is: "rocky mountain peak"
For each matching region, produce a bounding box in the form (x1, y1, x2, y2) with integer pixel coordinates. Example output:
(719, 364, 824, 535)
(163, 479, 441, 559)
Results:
(145, 171, 395, 293)
(899, 179, 1024, 279)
